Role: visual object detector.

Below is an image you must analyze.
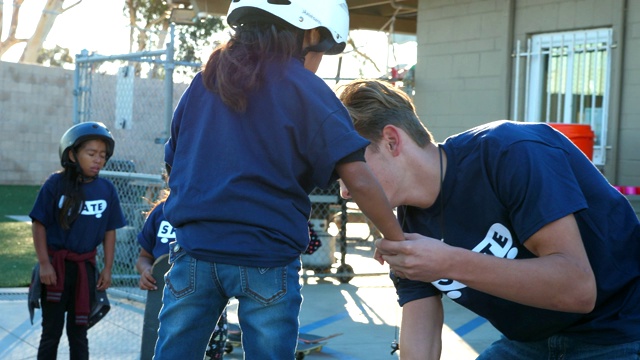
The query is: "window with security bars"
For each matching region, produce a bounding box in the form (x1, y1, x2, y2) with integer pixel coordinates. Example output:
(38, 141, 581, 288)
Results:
(512, 28, 613, 165)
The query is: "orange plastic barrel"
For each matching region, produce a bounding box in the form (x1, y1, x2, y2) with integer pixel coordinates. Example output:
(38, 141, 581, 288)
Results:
(548, 123, 595, 160)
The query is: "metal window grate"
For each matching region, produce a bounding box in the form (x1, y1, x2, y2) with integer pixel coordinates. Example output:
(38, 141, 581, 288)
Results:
(512, 28, 613, 165)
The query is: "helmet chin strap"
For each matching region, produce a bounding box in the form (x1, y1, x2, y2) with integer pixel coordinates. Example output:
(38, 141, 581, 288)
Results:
(304, 38, 333, 54)
(300, 34, 333, 65)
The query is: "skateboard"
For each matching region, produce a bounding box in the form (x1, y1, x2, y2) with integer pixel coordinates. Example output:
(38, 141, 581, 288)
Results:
(140, 254, 170, 360)
(226, 323, 342, 359)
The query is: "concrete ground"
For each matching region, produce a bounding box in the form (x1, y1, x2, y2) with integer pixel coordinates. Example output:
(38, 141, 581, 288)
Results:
(0, 218, 500, 359)
(0, 255, 500, 360)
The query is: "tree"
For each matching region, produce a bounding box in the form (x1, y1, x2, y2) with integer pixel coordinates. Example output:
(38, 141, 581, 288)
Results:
(124, 0, 224, 63)
(0, 0, 222, 69)
(36, 44, 73, 67)
(0, 0, 82, 63)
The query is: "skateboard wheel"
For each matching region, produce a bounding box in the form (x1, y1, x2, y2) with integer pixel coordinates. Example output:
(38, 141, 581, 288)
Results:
(336, 264, 354, 283)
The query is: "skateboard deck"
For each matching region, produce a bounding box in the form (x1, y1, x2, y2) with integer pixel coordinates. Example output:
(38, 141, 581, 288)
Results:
(226, 323, 341, 359)
(140, 254, 170, 360)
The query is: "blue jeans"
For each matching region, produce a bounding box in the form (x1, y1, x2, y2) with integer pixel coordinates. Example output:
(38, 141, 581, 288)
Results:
(477, 335, 640, 360)
(153, 242, 303, 359)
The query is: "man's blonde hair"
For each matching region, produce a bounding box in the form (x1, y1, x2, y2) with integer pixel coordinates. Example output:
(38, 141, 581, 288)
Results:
(337, 79, 433, 151)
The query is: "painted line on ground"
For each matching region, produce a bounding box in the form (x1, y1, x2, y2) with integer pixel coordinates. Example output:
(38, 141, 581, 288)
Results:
(454, 316, 488, 337)
(299, 311, 350, 333)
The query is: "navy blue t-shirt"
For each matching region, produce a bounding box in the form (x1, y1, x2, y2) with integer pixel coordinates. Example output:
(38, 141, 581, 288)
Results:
(396, 120, 640, 344)
(164, 58, 369, 267)
(29, 172, 127, 254)
(137, 201, 174, 260)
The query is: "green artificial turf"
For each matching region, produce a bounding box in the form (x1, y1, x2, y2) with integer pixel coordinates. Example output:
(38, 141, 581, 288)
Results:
(0, 185, 40, 287)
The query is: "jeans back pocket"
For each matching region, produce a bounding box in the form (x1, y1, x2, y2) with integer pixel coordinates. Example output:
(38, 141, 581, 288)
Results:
(240, 266, 287, 305)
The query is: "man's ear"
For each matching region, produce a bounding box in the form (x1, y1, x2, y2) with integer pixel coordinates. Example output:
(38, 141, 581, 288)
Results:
(382, 125, 401, 156)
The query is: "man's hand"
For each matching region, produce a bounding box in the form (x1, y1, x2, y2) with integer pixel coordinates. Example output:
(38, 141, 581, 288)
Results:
(376, 233, 451, 282)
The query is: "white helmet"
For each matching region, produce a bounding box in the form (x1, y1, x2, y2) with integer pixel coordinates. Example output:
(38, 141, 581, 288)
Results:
(227, 0, 349, 55)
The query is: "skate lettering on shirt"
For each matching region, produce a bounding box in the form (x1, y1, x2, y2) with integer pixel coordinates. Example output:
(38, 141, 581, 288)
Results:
(58, 196, 108, 218)
(157, 220, 176, 244)
(81, 200, 108, 218)
(432, 223, 519, 300)
(471, 223, 519, 259)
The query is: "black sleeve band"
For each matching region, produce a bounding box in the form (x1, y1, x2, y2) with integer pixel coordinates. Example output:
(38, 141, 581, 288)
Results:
(337, 148, 366, 164)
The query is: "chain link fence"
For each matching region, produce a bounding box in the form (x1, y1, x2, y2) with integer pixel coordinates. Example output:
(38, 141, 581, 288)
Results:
(75, 47, 186, 299)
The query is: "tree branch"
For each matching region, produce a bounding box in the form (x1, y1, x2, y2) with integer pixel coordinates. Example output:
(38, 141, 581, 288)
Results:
(347, 37, 382, 73)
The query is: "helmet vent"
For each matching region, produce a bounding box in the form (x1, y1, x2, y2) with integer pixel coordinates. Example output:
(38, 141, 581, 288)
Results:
(268, 0, 292, 4)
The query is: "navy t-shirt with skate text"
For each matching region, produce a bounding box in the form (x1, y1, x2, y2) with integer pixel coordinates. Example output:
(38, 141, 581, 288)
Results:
(30, 172, 126, 254)
(395, 120, 640, 345)
(137, 202, 174, 260)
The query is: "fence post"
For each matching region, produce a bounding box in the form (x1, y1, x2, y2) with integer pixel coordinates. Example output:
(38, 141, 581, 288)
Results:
(162, 24, 176, 144)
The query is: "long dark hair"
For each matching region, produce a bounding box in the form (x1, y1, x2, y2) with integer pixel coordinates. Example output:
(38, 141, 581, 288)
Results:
(145, 164, 171, 218)
(202, 20, 304, 113)
(58, 146, 87, 230)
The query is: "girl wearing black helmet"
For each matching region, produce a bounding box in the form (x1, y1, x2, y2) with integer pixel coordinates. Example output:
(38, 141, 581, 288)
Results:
(158, 1, 405, 359)
(29, 122, 126, 359)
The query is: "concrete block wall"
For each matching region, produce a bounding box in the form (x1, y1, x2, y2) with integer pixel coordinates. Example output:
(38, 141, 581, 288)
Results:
(415, 0, 512, 142)
(0, 61, 74, 185)
(0, 61, 191, 186)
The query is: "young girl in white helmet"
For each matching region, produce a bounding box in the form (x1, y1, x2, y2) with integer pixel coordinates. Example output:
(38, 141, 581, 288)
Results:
(157, 1, 404, 358)
(29, 122, 126, 359)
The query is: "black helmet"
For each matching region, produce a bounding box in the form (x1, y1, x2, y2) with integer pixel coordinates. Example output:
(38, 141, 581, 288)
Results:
(59, 122, 115, 167)
(87, 289, 110, 329)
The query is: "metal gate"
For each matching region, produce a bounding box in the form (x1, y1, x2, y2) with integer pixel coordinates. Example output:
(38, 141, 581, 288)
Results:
(73, 26, 197, 296)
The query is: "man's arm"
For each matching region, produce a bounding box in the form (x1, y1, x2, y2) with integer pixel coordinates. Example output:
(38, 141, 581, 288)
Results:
(97, 230, 116, 291)
(336, 161, 404, 241)
(379, 214, 596, 313)
(400, 296, 443, 360)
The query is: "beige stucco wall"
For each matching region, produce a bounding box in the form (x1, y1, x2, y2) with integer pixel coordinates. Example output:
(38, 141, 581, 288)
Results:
(413, 0, 639, 186)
